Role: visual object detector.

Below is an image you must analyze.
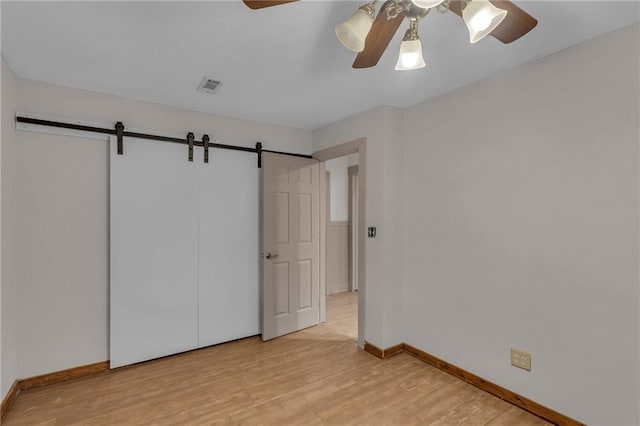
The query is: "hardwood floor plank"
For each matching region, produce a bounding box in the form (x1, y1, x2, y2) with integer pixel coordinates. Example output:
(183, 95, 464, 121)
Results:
(487, 404, 551, 426)
(4, 291, 546, 425)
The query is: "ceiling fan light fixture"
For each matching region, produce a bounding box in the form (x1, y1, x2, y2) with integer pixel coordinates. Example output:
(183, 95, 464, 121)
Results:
(395, 39, 426, 70)
(410, 0, 445, 9)
(395, 20, 425, 71)
(462, 0, 507, 43)
(335, 3, 375, 53)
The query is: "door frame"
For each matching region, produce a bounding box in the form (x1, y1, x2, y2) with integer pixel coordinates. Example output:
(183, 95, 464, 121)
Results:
(314, 138, 366, 348)
(348, 165, 359, 292)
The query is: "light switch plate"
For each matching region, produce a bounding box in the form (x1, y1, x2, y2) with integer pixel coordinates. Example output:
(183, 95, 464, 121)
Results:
(511, 349, 531, 371)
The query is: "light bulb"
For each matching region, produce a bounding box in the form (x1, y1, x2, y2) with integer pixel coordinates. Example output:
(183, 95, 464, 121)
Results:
(395, 39, 426, 71)
(335, 6, 374, 53)
(469, 8, 492, 31)
(410, 0, 445, 9)
(462, 0, 507, 43)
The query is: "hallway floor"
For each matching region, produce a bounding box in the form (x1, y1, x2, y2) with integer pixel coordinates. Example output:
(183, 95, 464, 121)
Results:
(325, 291, 357, 340)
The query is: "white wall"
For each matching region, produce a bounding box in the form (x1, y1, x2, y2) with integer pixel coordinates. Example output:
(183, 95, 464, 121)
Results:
(1, 58, 18, 400)
(326, 222, 349, 295)
(313, 106, 405, 348)
(5, 75, 312, 381)
(402, 23, 639, 425)
(325, 153, 359, 222)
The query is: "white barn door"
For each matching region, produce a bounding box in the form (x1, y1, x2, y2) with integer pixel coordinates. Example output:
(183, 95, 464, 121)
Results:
(110, 137, 260, 368)
(197, 147, 260, 346)
(262, 153, 320, 340)
(110, 136, 199, 368)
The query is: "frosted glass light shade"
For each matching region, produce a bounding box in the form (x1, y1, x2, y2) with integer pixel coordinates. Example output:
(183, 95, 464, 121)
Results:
(335, 8, 374, 53)
(395, 39, 426, 70)
(410, 0, 445, 9)
(462, 0, 507, 43)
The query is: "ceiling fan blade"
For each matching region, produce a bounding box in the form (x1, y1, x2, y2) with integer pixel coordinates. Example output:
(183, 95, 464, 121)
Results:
(243, 0, 298, 9)
(353, 1, 406, 69)
(448, 0, 537, 44)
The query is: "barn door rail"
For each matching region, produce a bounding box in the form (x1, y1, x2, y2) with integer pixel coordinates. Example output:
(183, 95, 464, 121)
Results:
(15, 114, 312, 168)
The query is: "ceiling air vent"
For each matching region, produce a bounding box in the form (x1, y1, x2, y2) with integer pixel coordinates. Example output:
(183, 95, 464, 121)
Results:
(197, 77, 223, 94)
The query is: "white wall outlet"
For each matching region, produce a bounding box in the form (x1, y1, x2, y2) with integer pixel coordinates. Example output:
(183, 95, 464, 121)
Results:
(511, 349, 531, 371)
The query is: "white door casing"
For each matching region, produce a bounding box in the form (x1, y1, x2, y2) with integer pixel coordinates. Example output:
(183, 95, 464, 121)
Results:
(349, 166, 359, 292)
(262, 152, 320, 341)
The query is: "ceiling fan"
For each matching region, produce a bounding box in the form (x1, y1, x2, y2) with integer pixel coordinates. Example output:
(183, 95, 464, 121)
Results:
(243, 0, 537, 70)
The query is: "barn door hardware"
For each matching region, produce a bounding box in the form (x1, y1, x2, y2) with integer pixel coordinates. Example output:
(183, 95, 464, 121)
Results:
(202, 135, 210, 163)
(187, 132, 195, 162)
(256, 142, 263, 168)
(115, 121, 124, 155)
(15, 115, 313, 166)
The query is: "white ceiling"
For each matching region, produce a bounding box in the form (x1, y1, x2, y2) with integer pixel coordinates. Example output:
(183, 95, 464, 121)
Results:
(2, 1, 638, 130)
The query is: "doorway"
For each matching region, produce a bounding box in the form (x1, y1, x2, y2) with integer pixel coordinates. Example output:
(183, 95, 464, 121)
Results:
(323, 154, 359, 340)
(314, 138, 366, 347)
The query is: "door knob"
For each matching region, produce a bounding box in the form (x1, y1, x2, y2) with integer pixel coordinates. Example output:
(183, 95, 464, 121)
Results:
(264, 252, 279, 259)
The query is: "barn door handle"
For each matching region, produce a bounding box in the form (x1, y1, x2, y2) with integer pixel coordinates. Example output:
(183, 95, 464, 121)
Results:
(264, 252, 279, 259)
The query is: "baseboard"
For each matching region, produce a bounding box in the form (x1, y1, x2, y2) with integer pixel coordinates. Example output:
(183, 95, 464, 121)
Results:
(0, 361, 109, 421)
(363, 341, 384, 358)
(1, 380, 21, 420)
(19, 361, 110, 391)
(327, 286, 350, 295)
(382, 343, 405, 358)
(363, 341, 404, 359)
(363, 342, 584, 426)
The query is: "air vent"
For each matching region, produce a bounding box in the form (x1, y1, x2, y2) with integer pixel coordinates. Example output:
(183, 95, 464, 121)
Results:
(197, 77, 223, 94)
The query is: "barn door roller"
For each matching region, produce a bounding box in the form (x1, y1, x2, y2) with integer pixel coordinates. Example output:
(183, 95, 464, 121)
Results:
(203, 135, 210, 163)
(187, 132, 195, 162)
(115, 121, 125, 155)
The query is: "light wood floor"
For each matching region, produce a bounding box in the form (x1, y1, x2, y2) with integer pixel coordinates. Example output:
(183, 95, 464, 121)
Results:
(325, 291, 358, 340)
(4, 291, 549, 425)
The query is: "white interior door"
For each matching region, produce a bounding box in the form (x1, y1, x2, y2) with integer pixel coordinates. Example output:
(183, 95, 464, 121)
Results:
(110, 136, 199, 368)
(262, 152, 320, 340)
(198, 147, 260, 346)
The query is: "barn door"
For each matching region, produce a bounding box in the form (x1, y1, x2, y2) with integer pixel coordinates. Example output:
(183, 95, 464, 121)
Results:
(198, 147, 260, 347)
(262, 152, 320, 340)
(110, 136, 199, 368)
(111, 137, 260, 368)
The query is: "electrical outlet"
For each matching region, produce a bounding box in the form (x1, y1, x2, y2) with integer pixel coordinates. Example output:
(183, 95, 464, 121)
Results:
(511, 349, 531, 371)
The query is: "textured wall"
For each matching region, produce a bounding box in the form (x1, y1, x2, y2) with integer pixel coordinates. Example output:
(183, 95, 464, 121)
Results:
(402, 24, 639, 425)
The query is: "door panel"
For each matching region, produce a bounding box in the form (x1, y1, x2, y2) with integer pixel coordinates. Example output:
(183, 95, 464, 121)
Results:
(262, 153, 320, 340)
(274, 192, 290, 244)
(197, 147, 260, 348)
(110, 136, 199, 368)
(298, 259, 312, 310)
(298, 193, 312, 243)
(273, 261, 290, 316)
